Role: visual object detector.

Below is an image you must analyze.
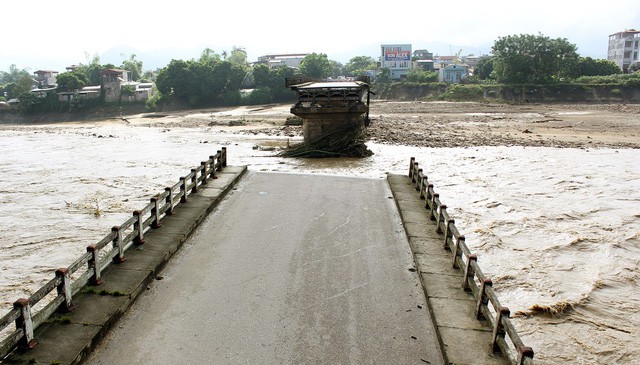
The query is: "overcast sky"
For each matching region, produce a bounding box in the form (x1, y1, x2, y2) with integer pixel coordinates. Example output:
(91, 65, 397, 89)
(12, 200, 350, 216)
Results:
(3, 0, 640, 71)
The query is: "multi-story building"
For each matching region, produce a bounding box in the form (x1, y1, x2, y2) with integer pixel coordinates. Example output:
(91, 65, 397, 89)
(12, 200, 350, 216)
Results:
(33, 70, 58, 88)
(608, 29, 640, 72)
(255, 54, 308, 70)
(101, 69, 153, 102)
(380, 44, 412, 79)
(413, 49, 433, 60)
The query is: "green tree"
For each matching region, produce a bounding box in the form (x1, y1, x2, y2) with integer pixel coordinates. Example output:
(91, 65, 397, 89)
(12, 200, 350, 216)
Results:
(14, 73, 35, 97)
(227, 47, 248, 68)
(17, 91, 40, 113)
(474, 57, 494, 80)
(251, 64, 295, 103)
(344, 56, 377, 77)
(72, 53, 112, 85)
(141, 69, 159, 82)
(156, 57, 247, 107)
(252, 64, 272, 88)
(156, 59, 193, 102)
(199, 48, 222, 64)
(56, 72, 88, 92)
(121, 54, 143, 81)
(575, 57, 621, 77)
(299, 53, 333, 79)
(1, 64, 31, 84)
(330, 60, 344, 78)
(376, 67, 391, 84)
(73, 61, 115, 86)
(491, 33, 579, 84)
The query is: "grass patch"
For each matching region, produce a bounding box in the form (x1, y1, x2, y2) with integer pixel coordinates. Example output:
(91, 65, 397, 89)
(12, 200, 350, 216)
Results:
(45, 315, 72, 325)
(84, 287, 126, 296)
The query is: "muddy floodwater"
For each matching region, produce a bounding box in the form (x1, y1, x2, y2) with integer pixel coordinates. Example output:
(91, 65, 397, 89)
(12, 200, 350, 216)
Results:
(1, 101, 639, 364)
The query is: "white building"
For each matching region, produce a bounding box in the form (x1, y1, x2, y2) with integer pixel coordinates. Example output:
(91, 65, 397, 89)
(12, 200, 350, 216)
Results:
(33, 70, 58, 88)
(438, 64, 468, 83)
(608, 29, 640, 72)
(380, 44, 412, 80)
(255, 54, 308, 70)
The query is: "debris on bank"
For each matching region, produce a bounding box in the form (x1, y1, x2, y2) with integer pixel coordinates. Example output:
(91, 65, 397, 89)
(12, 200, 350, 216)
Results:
(279, 123, 372, 158)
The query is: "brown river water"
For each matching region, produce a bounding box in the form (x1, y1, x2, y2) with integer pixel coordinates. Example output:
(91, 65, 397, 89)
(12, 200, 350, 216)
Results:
(0, 117, 638, 364)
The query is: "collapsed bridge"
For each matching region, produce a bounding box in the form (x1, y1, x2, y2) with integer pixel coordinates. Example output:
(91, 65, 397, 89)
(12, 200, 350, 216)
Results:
(282, 76, 372, 157)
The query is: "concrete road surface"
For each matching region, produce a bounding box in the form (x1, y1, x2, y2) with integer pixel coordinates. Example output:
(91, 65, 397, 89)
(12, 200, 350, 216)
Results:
(87, 172, 444, 364)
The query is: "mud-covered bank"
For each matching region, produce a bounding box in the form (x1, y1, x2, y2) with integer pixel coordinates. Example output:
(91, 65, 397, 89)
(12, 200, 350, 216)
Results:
(3, 100, 640, 151)
(364, 101, 640, 149)
(0, 104, 149, 124)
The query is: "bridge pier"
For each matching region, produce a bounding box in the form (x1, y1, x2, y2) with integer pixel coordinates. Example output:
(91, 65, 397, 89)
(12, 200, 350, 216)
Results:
(287, 77, 371, 145)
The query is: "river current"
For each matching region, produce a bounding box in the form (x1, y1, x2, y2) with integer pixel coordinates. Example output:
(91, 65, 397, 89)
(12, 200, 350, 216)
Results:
(0, 120, 638, 364)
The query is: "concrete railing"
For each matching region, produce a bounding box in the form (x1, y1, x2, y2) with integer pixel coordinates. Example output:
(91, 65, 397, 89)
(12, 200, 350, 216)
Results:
(0, 147, 228, 359)
(409, 157, 534, 365)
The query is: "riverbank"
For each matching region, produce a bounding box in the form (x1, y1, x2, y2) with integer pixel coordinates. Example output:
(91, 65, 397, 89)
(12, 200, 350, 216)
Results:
(3, 100, 637, 149)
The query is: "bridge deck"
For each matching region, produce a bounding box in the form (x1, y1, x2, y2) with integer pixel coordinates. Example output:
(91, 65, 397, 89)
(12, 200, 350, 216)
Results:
(5, 169, 509, 365)
(86, 172, 444, 364)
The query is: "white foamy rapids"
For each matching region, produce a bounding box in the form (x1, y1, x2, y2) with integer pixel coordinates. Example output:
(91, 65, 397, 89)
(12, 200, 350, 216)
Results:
(0, 123, 639, 364)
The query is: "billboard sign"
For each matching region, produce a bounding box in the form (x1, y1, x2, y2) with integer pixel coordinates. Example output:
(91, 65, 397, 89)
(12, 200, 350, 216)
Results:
(383, 45, 411, 61)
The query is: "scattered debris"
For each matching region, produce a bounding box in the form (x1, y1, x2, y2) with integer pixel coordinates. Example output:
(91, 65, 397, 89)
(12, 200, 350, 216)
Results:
(285, 116, 303, 126)
(279, 124, 373, 158)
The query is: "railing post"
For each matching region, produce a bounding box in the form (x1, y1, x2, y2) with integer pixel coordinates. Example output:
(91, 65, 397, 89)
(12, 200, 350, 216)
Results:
(436, 204, 447, 234)
(112, 226, 126, 263)
(415, 169, 423, 190)
(443, 218, 454, 250)
(408, 157, 415, 177)
(55, 268, 74, 312)
(412, 162, 419, 183)
(452, 234, 464, 268)
(221, 147, 227, 168)
(425, 184, 434, 209)
(492, 306, 511, 353)
(133, 210, 145, 245)
(150, 197, 162, 229)
(429, 193, 439, 220)
(518, 346, 535, 364)
(419, 176, 427, 200)
(209, 156, 217, 179)
(180, 177, 188, 203)
(165, 187, 174, 215)
(13, 298, 37, 350)
(191, 169, 198, 194)
(201, 161, 208, 185)
(476, 278, 492, 319)
(87, 244, 103, 285)
(463, 253, 477, 291)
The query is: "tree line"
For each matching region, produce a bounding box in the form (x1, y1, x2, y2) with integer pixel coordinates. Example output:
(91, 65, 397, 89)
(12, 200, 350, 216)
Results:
(2, 33, 637, 113)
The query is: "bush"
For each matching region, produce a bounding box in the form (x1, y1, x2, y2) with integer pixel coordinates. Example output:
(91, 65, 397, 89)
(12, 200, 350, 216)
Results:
(243, 88, 273, 105)
(220, 90, 242, 106)
(573, 73, 640, 87)
(145, 92, 162, 111)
